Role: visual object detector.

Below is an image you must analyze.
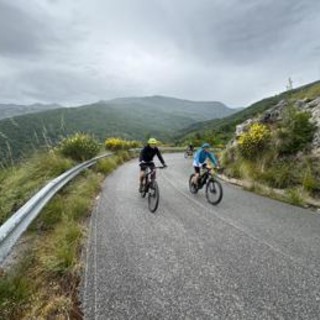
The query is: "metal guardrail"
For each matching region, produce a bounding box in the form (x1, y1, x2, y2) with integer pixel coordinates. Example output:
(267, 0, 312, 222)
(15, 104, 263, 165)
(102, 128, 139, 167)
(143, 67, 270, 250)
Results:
(0, 153, 112, 264)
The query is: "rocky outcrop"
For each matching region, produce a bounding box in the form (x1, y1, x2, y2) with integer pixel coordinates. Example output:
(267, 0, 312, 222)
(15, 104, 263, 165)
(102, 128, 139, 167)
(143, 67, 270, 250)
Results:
(300, 97, 320, 153)
(235, 119, 253, 137)
(306, 98, 320, 153)
(234, 96, 320, 153)
(259, 99, 288, 123)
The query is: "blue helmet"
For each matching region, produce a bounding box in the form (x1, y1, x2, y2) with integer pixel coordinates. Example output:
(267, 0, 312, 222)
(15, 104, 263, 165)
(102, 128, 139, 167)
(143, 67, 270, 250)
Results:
(201, 143, 210, 149)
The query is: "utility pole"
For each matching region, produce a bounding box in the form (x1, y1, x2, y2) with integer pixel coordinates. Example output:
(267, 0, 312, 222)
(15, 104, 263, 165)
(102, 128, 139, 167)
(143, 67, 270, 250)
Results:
(286, 77, 293, 91)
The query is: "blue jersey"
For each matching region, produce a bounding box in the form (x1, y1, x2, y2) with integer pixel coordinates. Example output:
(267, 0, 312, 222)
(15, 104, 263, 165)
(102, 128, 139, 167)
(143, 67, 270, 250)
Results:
(193, 148, 218, 167)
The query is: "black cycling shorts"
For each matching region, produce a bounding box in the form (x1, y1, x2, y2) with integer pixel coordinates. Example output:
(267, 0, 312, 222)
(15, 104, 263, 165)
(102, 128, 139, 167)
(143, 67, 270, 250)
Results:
(194, 166, 200, 174)
(194, 163, 207, 174)
(140, 162, 155, 171)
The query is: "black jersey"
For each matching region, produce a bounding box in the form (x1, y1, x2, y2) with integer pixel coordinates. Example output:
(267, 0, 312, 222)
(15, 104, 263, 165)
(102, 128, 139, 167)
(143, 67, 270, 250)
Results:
(139, 145, 165, 164)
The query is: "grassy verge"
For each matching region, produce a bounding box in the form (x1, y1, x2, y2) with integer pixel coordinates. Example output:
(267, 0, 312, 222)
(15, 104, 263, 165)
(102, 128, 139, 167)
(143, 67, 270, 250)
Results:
(243, 182, 307, 207)
(222, 149, 320, 208)
(0, 151, 135, 319)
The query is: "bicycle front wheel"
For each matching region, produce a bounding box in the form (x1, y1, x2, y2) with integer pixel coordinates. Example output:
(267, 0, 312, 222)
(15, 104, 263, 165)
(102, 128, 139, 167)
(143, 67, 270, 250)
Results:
(140, 178, 147, 198)
(148, 181, 159, 212)
(206, 179, 223, 205)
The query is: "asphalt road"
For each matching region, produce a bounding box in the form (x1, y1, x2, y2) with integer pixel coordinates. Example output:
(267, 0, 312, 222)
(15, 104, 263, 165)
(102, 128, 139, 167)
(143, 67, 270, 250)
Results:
(82, 153, 320, 320)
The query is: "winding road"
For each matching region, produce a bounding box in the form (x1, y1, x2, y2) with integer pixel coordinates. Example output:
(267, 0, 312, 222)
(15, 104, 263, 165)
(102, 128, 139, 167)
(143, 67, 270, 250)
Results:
(82, 153, 320, 320)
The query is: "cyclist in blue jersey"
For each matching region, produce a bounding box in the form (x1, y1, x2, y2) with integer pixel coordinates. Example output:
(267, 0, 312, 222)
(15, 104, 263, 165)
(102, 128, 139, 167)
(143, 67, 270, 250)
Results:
(192, 143, 220, 186)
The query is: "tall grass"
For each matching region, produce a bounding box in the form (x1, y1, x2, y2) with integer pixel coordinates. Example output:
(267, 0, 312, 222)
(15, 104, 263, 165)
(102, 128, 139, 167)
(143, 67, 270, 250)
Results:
(0, 150, 135, 319)
(0, 152, 74, 224)
(291, 82, 320, 101)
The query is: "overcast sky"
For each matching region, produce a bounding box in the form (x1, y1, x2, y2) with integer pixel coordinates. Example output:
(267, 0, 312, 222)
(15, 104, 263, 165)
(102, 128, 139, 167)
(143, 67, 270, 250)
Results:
(0, 0, 320, 107)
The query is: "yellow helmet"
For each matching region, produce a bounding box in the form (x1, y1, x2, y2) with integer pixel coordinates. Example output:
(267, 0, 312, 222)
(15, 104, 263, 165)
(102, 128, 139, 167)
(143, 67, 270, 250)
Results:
(148, 137, 158, 145)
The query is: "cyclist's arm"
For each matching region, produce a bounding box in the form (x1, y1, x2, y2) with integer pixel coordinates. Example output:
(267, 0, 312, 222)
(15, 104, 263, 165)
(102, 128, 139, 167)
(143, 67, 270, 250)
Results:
(139, 147, 146, 162)
(194, 150, 201, 167)
(208, 152, 219, 167)
(156, 148, 165, 165)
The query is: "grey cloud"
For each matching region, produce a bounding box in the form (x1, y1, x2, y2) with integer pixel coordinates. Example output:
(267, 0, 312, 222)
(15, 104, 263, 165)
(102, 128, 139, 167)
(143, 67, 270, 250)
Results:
(212, 0, 318, 63)
(0, 1, 48, 56)
(13, 66, 146, 106)
(0, 0, 319, 106)
(163, 0, 320, 64)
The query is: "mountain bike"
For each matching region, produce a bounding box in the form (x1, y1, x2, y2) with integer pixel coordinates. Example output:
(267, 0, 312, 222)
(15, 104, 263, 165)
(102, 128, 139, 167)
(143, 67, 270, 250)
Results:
(140, 165, 166, 212)
(189, 166, 223, 205)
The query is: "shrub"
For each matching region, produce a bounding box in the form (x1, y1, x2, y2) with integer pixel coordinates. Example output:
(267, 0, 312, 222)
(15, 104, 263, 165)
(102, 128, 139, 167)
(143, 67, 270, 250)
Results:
(259, 160, 299, 189)
(237, 123, 270, 160)
(224, 162, 242, 179)
(28, 151, 74, 178)
(57, 133, 100, 161)
(301, 160, 320, 195)
(302, 171, 318, 193)
(105, 137, 141, 151)
(285, 188, 304, 206)
(276, 107, 316, 155)
(95, 157, 118, 174)
(220, 146, 237, 167)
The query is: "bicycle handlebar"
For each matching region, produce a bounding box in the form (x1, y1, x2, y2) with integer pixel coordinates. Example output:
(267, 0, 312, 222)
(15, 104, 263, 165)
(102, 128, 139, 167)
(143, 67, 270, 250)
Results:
(202, 166, 224, 174)
(145, 165, 167, 174)
(155, 165, 167, 169)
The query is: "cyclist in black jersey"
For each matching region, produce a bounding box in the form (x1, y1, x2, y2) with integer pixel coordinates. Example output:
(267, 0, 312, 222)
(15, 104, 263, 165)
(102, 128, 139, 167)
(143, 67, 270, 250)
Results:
(139, 138, 167, 192)
(188, 143, 194, 153)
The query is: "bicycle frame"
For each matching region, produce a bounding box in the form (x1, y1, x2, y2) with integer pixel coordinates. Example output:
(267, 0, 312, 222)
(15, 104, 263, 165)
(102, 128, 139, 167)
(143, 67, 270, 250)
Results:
(141, 166, 165, 195)
(144, 166, 158, 187)
(197, 167, 213, 188)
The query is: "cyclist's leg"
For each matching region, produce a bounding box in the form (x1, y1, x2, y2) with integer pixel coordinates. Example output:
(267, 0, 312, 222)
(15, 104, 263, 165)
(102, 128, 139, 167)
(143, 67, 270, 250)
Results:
(149, 162, 156, 181)
(139, 163, 147, 192)
(192, 166, 200, 185)
(139, 162, 155, 192)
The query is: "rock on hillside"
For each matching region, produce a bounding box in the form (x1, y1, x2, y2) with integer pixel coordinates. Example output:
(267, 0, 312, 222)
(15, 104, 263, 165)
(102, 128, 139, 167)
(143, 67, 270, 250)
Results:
(300, 97, 320, 153)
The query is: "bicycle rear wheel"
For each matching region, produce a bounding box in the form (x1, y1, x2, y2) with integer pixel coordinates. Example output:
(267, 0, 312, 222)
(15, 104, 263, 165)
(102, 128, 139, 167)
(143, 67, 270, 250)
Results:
(206, 179, 223, 205)
(189, 174, 198, 194)
(148, 181, 159, 212)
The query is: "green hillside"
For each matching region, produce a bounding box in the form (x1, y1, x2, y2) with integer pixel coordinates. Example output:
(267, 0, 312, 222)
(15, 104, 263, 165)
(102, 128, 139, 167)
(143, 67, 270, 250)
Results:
(176, 80, 320, 145)
(0, 96, 236, 163)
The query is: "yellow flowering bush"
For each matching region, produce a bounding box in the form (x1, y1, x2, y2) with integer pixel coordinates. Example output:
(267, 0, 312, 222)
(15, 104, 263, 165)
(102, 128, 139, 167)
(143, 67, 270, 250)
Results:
(238, 123, 270, 160)
(58, 133, 100, 161)
(105, 137, 141, 151)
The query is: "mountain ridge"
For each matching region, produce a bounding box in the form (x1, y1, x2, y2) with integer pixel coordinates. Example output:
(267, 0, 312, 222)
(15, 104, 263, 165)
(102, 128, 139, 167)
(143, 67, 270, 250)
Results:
(0, 95, 237, 163)
(0, 103, 63, 120)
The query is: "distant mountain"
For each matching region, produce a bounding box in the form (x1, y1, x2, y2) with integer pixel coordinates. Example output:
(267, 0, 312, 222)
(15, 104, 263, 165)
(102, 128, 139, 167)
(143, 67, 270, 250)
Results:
(0, 95, 237, 163)
(107, 95, 238, 121)
(0, 103, 63, 120)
